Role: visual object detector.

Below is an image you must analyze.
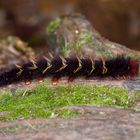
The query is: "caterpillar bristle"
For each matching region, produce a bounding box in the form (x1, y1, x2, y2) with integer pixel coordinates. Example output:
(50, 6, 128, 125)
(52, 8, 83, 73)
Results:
(0, 56, 139, 87)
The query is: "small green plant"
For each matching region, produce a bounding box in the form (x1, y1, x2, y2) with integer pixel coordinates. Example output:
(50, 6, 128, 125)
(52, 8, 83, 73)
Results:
(46, 18, 61, 33)
(0, 84, 136, 121)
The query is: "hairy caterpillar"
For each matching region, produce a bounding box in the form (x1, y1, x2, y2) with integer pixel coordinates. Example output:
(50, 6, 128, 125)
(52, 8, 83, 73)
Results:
(0, 14, 139, 87)
(0, 55, 138, 87)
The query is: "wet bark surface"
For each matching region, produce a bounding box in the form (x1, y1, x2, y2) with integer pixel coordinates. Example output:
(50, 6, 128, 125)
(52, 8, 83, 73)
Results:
(0, 106, 140, 140)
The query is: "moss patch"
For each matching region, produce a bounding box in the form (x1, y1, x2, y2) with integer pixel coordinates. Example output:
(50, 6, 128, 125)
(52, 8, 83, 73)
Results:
(76, 32, 92, 50)
(0, 84, 136, 121)
(61, 41, 72, 57)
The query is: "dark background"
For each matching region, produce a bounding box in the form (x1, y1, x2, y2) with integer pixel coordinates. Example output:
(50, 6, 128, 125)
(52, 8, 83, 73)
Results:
(0, 0, 140, 51)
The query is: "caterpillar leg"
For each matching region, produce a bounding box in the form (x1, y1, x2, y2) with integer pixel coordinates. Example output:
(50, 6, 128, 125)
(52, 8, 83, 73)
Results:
(38, 77, 44, 83)
(68, 76, 76, 83)
(25, 80, 31, 85)
(52, 76, 60, 85)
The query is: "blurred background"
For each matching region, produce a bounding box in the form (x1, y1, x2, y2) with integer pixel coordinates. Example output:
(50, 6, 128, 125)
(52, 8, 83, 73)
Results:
(0, 0, 140, 51)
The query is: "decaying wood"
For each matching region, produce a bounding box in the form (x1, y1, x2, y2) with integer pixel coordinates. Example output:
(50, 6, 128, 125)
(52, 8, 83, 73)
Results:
(47, 13, 140, 60)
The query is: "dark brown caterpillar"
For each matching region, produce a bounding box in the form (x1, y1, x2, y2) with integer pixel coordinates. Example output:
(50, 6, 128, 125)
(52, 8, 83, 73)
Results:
(0, 14, 139, 87)
(0, 56, 139, 87)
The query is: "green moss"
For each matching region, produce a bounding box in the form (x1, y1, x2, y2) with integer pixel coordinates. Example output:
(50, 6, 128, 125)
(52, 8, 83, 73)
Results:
(76, 32, 92, 50)
(46, 18, 61, 33)
(0, 84, 136, 121)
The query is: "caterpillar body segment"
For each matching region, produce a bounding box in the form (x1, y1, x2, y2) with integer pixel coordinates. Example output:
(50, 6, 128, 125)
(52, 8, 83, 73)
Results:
(55, 56, 67, 72)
